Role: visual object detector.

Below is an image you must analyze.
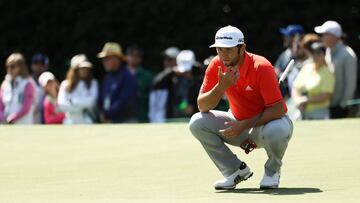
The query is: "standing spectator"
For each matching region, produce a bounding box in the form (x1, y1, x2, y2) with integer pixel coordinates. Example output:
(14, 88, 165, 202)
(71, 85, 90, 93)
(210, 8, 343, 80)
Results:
(275, 24, 304, 75)
(58, 54, 98, 124)
(314, 20, 358, 118)
(31, 53, 50, 124)
(0, 53, 36, 124)
(275, 24, 304, 98)
(173, 50, 197, 117)
(98, 42, 137, 123)
(126, 44, 153, 122)
(292, 42, 335, 119)
(149, 47, 180, 123)
(38, 72, 65, 124)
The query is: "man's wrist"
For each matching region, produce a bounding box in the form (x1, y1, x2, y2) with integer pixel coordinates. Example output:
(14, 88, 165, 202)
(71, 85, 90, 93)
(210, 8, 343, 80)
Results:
(214, 83, 226, 94)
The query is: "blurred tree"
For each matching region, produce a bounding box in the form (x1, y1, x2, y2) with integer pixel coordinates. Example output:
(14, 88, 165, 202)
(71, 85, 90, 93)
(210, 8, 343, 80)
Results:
(0, 0, 359, 82)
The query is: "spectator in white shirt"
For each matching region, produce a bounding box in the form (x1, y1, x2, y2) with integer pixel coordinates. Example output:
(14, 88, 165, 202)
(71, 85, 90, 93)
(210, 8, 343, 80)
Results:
(58, 54, 98, 124)
(0, 53, 36, 124)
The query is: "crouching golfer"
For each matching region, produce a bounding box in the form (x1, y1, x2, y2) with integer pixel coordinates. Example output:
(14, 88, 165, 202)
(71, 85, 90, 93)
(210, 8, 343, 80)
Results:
(189, 25, 293, 190)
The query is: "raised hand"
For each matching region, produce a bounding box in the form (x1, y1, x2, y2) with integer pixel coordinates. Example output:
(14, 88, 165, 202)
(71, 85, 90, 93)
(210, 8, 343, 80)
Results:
(217, 66, 239, 92)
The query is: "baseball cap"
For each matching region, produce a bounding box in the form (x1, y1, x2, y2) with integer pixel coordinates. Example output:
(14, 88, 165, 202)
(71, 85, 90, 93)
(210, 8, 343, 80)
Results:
(163, 47, 180, 59)
(176, 50, 195, 73)
(210, 25, 244, 48)
(310, 42, 326, 54)
(31, 53, 49, 66)
(38, 72, 55, 87)
(314, 21, 342, 38)
(279, 24, 304, 36)
(70, 54, 93, 69)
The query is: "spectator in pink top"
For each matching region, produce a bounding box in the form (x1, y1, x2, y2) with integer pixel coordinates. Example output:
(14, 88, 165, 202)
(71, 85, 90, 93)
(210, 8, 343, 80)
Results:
(38, 72, 65, 124)
(0, 53, 36, 124)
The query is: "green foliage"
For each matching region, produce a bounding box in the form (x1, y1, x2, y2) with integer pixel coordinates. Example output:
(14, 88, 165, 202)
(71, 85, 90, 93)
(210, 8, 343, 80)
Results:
(0, 0, 359, 80)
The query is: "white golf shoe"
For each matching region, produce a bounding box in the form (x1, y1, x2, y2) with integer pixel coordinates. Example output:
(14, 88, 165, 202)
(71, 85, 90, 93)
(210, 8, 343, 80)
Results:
(214, 162, 253, 190)
(260, 172, 280, 189)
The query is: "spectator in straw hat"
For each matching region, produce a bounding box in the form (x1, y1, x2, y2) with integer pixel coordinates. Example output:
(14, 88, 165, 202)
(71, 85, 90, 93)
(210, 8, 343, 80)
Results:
(58, 54, 98, 124)
(98, 42, 137, 123)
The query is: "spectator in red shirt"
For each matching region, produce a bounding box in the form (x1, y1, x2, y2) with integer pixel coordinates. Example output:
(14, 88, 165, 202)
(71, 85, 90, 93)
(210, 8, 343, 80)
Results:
(38, 72, 65, 124)
(189, 26, 293, 190)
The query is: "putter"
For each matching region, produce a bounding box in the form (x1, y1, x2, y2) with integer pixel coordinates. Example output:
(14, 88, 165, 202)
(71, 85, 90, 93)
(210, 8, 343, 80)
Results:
(248, 59, 295, 134)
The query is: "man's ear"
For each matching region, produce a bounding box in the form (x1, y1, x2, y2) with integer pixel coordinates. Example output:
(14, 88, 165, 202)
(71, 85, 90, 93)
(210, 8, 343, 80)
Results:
(241, 44, 246, 53)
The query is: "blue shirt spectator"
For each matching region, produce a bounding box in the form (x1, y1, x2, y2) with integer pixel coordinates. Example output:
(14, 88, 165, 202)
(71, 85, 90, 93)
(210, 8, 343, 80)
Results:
(97, 42, 137, 123)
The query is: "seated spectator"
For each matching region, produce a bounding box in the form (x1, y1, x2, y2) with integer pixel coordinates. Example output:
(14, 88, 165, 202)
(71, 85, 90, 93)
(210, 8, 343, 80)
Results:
(38, 72, 65, 124)
(126, 44, 153, 122)
(98, 42, 137, 123)
(58, 54, 98, 124)
(292, 42, 335, 119)
(0, 53, 36, 124)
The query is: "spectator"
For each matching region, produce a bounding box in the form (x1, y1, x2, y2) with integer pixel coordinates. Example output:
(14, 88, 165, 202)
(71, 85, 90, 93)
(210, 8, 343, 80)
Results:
(149, 47, 180, 123)
(126, 44, 153, 122)
(38, 72, 65, 124)
(98, 42, 137, 123)
(275, 24, 304, 98)
(58, 54, 98, 124)
(292, 42, 335, 119)
(0, 53, 36, 124)
(314, 20, 358, 118)
(173, 50, 198, 117)
(275, 24, 304, 75)
(286, 34, 315, 97)
(31, 53, 50, 124)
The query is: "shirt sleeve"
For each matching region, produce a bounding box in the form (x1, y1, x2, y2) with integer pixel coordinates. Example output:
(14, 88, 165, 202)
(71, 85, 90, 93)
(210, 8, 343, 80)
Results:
(71, 80, 99, 109)
(7, 81, 35, 123)
(342, 51, 357, 101)
(0, 84, 5, 122)
(321, 68, 335, 93)
(43, 97, 65, 124)
(258, 65, 284, 107)
(199, 59, 219, 94)
(57, 81, 80, 113)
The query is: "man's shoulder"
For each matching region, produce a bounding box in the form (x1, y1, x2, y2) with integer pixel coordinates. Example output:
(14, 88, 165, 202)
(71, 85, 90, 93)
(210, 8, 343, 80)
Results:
(208, 56, 222, 67)
(247, 52, 273, 70)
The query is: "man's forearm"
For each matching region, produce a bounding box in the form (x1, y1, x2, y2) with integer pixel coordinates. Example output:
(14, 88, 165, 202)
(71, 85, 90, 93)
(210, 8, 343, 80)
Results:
(197, 84, 225, 112)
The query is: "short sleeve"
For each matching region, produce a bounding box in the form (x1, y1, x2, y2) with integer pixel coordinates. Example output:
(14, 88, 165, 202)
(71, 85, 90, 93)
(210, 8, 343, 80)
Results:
(199, 58, 219, 93)
(258, 65, 283, 106)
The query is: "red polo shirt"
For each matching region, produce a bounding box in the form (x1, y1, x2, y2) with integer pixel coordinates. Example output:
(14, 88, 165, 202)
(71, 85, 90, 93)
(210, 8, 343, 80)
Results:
(200, 52, 287, 120)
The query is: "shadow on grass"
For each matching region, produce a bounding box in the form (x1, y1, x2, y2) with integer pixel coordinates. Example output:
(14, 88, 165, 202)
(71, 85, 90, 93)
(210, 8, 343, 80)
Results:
(216, 187, 323, 195)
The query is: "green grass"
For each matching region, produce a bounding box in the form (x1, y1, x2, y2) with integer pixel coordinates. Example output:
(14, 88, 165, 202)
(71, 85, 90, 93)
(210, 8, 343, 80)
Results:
(0, 119, 360, 202)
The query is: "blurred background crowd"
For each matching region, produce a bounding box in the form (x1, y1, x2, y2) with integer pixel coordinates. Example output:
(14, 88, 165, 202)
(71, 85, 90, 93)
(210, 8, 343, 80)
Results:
(0, 0, 359, 124)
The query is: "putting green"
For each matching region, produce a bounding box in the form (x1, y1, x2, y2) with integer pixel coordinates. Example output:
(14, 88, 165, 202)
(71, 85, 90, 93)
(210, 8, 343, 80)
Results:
(0, 119, 359, 202)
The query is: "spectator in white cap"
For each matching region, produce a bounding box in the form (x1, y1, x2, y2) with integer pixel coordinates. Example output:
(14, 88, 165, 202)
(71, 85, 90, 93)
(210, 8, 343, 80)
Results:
(38, 72, 65, 124)
(149, 47, 180, 123)
(173, 50, 198, 117)
(58, 54, 99, 124)
(314, 20, 358, 118)
(189, 25, 293, 190)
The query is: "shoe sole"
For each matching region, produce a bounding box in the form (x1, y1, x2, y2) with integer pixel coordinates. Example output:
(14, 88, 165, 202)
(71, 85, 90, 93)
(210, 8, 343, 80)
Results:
(215, 172, 253, 190)
(260, 185, 279, 189)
